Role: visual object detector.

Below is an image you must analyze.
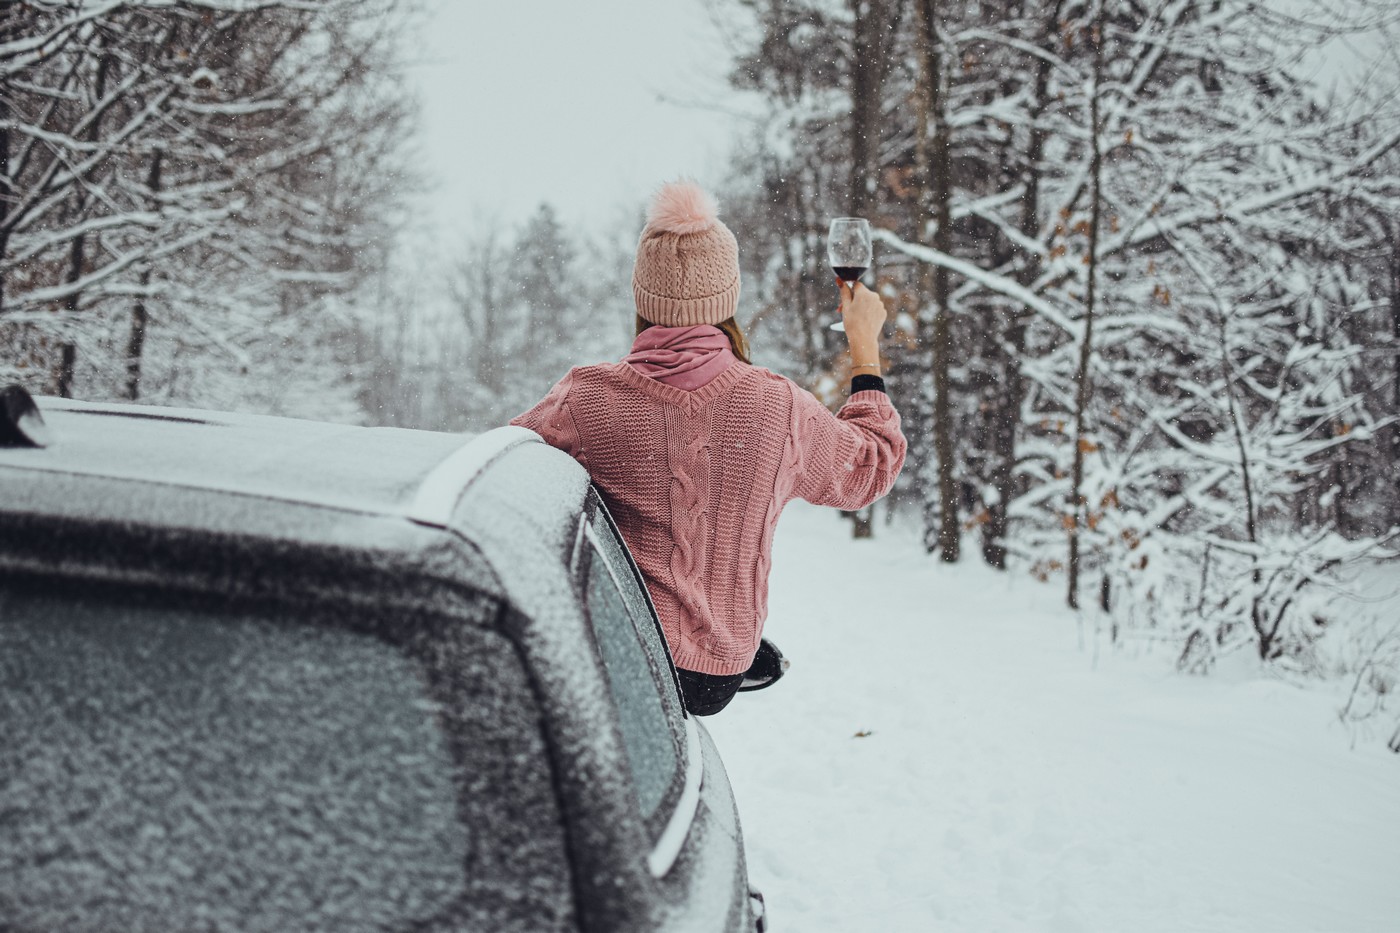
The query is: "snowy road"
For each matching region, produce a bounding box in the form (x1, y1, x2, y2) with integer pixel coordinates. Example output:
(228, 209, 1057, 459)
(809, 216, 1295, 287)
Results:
(704, 503, 1400, 933)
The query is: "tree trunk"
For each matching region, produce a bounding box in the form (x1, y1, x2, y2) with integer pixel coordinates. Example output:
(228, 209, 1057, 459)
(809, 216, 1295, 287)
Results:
(126, 150, 163, 401)
(916, 0, 959, 562)
(847, 0, 901, 217)
(1066, 11, 1105, 610)
(0, 134, 9, 316)
(849, 10, 876, 219)
(1390, 231, 1399, 528)
(0, 11, 15, 317)
(844, 0, 903, 541)
(57, 231, 84, 397)
(1218, 303, 1264, 654)
(58, 46, 114, 398)
(983, 0, 1064, 570)
(0, 76, 9, 316)
(125, 293, 149, 400)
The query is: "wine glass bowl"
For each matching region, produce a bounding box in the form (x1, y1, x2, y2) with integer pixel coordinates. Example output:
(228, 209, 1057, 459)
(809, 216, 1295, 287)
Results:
(828, 217, 872, 283)
(827, 217, 872, 331)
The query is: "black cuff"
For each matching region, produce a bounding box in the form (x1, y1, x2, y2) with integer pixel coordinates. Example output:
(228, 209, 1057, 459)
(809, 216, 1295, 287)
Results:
(851, 374, 887, 395)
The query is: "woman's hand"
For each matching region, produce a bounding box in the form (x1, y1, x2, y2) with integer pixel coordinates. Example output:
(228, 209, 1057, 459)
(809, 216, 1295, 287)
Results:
(838, 281, 887, 376)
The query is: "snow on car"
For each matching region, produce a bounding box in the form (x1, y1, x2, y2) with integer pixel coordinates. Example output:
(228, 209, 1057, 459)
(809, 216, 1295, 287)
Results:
(0, 388, 765, 933)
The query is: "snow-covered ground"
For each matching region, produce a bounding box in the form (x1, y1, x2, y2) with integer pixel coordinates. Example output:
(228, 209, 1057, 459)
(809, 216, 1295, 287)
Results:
(705, 503, 1400, 933)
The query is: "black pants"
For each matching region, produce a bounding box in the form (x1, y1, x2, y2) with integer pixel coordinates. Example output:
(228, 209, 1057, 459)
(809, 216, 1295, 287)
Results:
(675, 639, 786, 716)
(675, 668, 744, 716)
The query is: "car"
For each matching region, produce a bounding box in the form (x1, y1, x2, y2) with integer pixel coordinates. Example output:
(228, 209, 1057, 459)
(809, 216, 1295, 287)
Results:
(0, 386, 766, 933)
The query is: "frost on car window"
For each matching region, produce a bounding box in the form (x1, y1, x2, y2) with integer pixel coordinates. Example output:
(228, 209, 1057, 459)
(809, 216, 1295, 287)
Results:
(0, 586, 557, 932)
(585, 540, 678, 823)
(588, 501, 675, 688)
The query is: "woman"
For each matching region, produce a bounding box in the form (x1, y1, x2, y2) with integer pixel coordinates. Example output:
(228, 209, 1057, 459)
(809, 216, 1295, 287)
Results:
(512, 181, 906, 715)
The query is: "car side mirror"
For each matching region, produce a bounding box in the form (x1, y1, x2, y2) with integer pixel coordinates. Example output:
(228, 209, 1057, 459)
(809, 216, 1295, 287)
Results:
(1, 385, 52, 448)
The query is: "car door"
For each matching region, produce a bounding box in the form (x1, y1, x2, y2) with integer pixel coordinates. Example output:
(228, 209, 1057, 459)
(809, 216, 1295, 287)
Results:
(576, 489, 756, 932)
(575, 489, 692, 861)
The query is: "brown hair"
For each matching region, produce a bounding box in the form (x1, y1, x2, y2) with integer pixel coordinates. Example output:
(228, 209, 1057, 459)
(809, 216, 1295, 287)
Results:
(635, 314, 751, 365)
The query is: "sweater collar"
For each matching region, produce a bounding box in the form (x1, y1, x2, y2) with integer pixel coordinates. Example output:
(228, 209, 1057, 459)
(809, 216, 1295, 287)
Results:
(613, 352, 749, 414)
(623, 325, 736, 391)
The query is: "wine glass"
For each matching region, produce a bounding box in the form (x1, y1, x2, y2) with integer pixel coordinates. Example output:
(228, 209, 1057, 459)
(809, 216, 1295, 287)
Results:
(827, 217, 872, 332)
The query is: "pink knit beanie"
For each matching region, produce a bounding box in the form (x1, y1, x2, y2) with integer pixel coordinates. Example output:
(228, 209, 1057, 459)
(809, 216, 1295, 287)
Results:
(633, 180, 741, 326)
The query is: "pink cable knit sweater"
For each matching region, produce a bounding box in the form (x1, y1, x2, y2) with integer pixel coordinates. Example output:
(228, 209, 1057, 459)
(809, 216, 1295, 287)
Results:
(512, 360, 907, 675)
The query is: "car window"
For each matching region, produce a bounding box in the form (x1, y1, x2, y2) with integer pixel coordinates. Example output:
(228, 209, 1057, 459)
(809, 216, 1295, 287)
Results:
(0, 582, 574, 933)
(584, 493, 685, 718)
(584, 531, 681, 827)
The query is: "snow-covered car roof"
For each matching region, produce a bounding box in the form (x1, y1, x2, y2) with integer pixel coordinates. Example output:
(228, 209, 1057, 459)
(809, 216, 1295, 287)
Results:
(0, 397, 508, 522)
(0, 396, 571, 603)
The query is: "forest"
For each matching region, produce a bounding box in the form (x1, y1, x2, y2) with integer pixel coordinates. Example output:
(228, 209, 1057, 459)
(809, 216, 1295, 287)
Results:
(0, 0, 411, 421)
(709, 0, 1400, 685)
(2, 0, 1397, 738)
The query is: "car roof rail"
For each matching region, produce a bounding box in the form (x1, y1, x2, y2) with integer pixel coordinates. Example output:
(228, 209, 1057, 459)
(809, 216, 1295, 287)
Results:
(0, 385, 51, 449)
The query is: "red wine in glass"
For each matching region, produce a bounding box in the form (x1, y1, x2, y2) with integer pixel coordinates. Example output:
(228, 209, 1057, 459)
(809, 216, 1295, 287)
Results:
(828, 218, 872, 331)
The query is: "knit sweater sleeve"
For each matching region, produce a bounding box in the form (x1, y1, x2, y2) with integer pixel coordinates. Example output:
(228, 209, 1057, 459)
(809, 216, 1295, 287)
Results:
(508, 370, 585, 461)
(789, 385, 907, 510)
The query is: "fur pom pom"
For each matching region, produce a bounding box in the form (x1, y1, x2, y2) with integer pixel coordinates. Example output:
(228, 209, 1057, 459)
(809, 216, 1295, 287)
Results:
(646, 180, 719, 236)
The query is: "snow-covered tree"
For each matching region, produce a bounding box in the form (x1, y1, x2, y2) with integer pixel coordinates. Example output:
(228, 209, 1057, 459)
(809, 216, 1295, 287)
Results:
(393, 205, 636, 433)
(0, 0, 418, 420)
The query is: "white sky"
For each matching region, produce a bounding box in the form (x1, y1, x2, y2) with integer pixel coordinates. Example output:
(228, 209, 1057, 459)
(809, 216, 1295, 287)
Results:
(404, 0, 1392, 245)
(408, 0, 753, 240)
